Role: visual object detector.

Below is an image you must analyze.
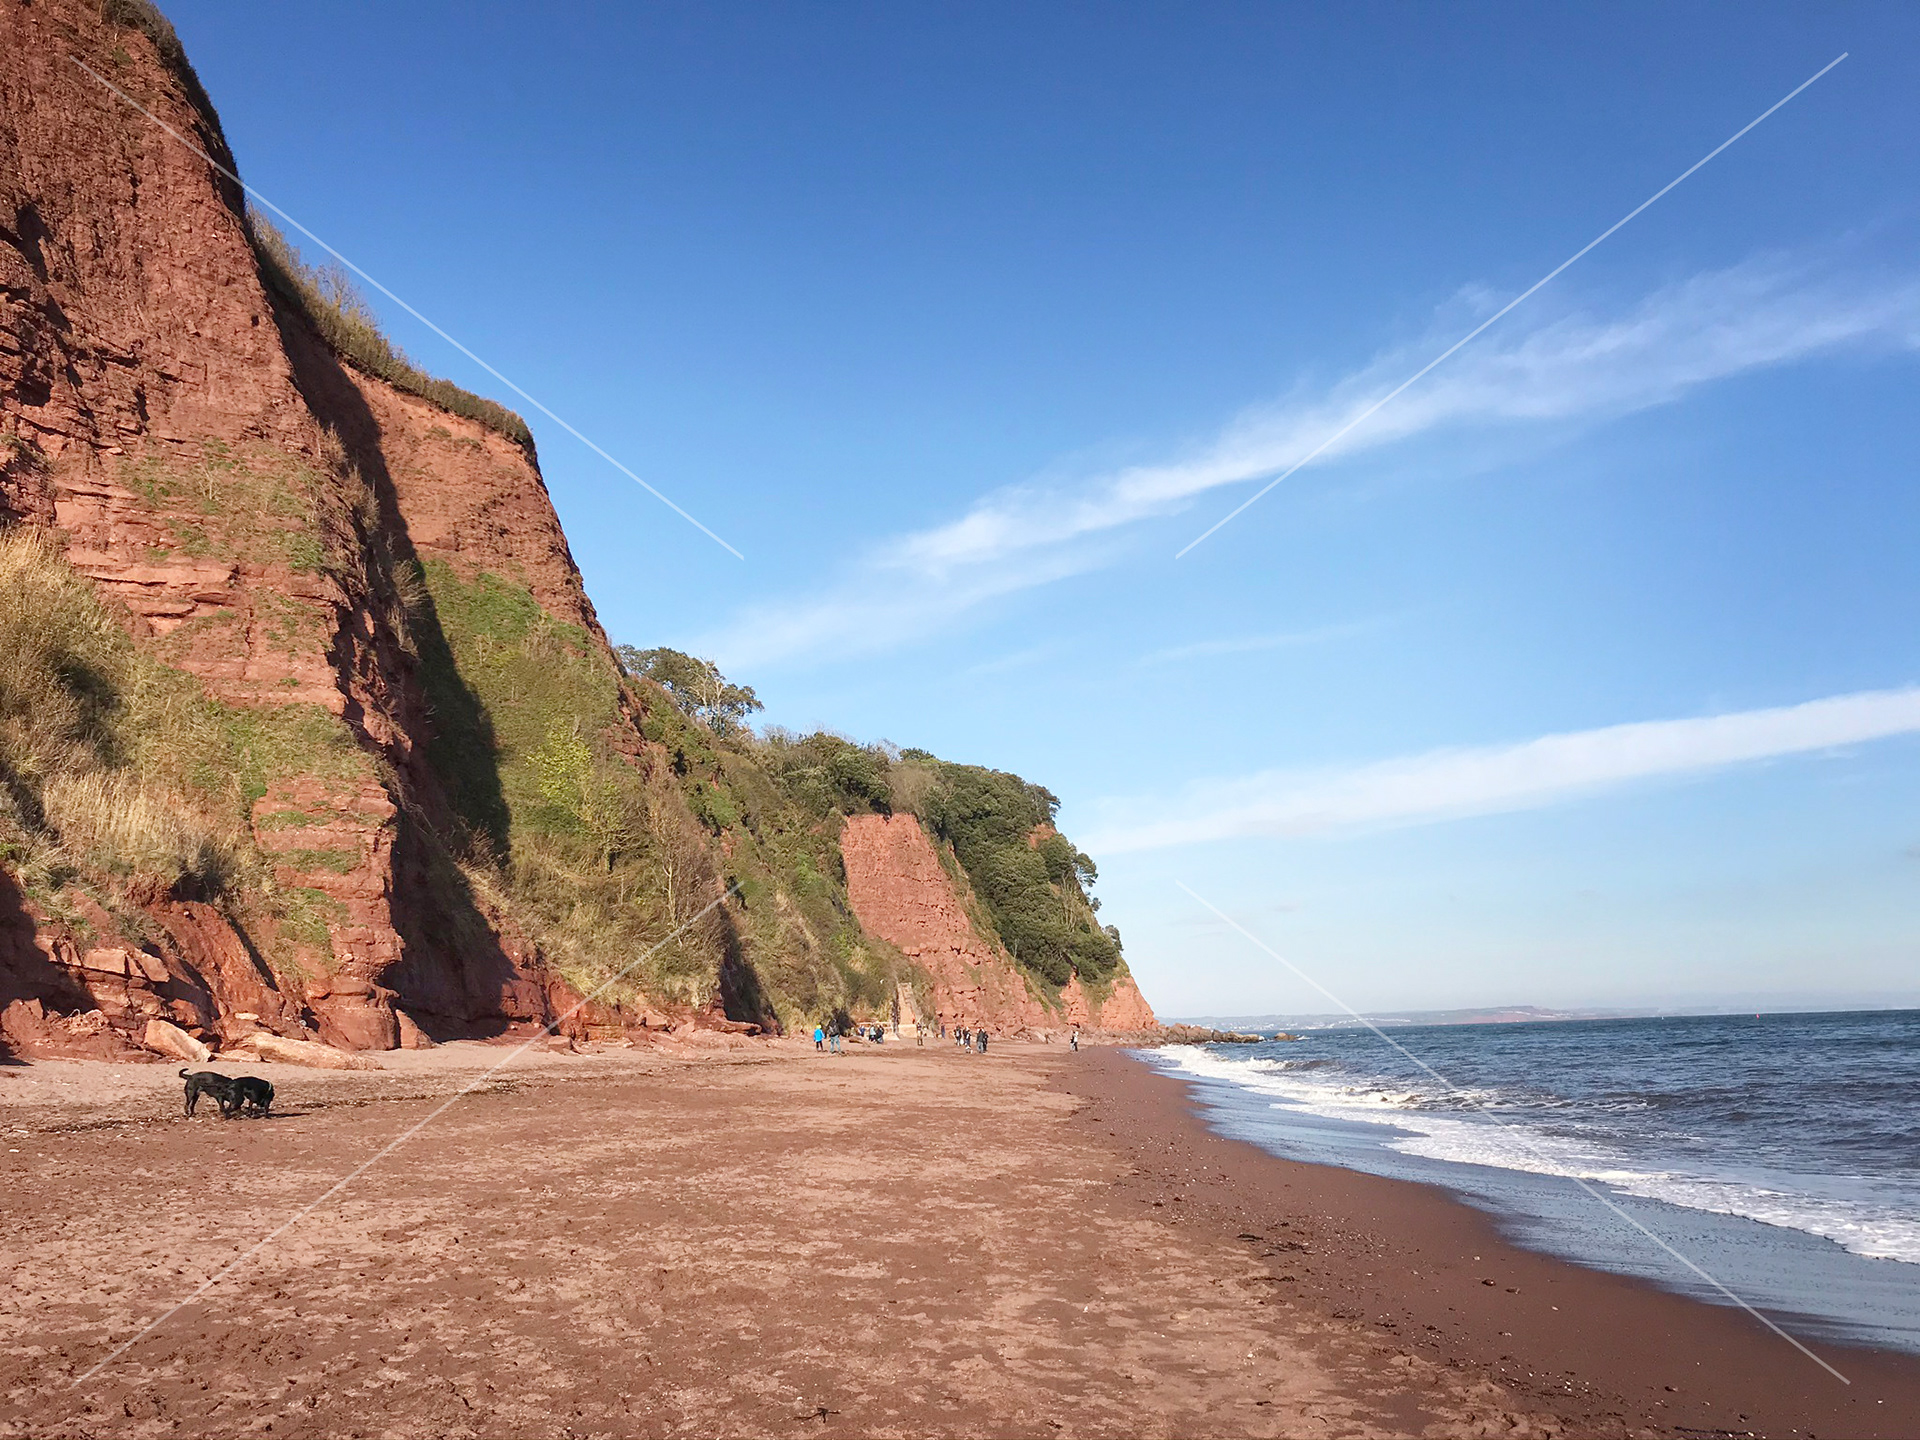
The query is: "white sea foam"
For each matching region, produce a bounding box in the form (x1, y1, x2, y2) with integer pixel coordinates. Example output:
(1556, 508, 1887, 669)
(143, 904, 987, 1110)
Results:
(1157, 1045, 1920, 1266)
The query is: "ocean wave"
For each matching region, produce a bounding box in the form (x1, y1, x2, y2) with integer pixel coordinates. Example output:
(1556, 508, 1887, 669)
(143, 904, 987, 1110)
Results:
(1242, 1057, 1337, 1073)
(1155, 1045, 1920, 1266)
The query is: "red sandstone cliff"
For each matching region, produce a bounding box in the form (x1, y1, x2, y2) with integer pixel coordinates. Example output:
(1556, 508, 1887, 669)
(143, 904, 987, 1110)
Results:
(839, 813, 1159, 1036)
(0, 0, 636, 1057)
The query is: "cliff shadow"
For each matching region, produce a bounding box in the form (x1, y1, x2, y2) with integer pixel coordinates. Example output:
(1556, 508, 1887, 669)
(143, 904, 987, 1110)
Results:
(269, 306, 527, 1038)
(714, 909, 779, 1033)
(383, 816, 528, 1040)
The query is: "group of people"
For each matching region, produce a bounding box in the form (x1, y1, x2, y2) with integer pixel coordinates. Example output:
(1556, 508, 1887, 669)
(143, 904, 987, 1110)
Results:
(810, 1019, 1082, 1055)
(945, 1025, 988, 1053)
(810, 1021, 899, 1053)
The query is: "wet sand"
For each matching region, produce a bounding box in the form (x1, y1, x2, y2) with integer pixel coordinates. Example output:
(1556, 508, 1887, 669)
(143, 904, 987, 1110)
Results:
(1062, 1047, 1920, 1439)
(0, 1038, 1913, 1437)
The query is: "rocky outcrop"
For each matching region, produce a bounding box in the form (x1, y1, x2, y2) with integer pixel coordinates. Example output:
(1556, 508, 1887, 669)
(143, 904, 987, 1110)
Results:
(231, 1032, 383, 1071)
(839, 813, 1159, 1035)
(1070, 971, 1160, 1032)
(0, 4, 299, 475)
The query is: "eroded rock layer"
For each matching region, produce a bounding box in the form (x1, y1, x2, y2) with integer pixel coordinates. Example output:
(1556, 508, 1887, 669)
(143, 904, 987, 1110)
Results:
(839, 813, 1158, 1036)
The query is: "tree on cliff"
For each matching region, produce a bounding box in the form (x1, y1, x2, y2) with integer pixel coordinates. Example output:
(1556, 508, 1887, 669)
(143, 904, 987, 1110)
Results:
(758, 731, 894, 818)
(911, 763, 1122, 988)
(617, 646, 763, 738)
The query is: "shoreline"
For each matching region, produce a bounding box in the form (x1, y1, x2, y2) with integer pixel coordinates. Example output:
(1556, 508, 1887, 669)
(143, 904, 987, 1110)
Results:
(1060, 1045, 1920, 1438)
(4, 1038, 1917, 1437)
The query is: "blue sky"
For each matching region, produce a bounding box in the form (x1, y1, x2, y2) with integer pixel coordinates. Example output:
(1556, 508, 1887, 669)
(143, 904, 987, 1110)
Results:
(161, 1, 1920, 1016)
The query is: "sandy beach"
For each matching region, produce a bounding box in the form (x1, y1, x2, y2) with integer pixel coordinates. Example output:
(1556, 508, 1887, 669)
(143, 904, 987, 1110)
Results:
(2, 1039, 1915, 1438)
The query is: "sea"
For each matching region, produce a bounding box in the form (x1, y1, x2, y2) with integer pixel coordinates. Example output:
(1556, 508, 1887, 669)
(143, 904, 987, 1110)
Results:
(1147, 1009, 1920, 1356)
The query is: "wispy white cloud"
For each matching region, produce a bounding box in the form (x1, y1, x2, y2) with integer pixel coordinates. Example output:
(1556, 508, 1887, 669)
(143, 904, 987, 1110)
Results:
(704, 252, 1920, 670)
(701, 535, 1116, 671)
(1082, 687, 1920, 853)
(902, 255, 1920, 571)
(959, 642, 1060, 678)
(1134, 617, 1391, 667)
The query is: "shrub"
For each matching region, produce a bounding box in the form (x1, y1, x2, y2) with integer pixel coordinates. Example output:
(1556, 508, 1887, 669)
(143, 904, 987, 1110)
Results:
(689, 782, 741, 833)
(757, 730, 895, 819)
(887, 756, 940, 817)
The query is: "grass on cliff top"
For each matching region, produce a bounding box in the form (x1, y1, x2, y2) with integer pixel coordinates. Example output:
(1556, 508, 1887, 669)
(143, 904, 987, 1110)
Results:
(0, 527, 370, 970)
(249, 211, 534, 451)
(100, 0, 238, 177)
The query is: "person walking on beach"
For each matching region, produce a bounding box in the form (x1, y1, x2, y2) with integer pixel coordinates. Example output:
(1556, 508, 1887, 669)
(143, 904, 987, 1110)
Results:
(829, 1024, 842, 1055)
(1069, 1028, 1079, 1052)
(977, 1029, 988, 1054)
(813, 1023, 825, 1052)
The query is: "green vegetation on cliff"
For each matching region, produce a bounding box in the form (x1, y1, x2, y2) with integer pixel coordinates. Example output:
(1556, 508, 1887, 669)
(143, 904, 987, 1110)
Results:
(908, 760, 1122, 989)
(409, 565, 914, 1028)
(631, 664, 1126, 993)
(0, 529, 367, 969)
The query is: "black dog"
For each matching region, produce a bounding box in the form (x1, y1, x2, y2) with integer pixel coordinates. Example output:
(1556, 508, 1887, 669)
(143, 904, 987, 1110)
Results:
(180, 1069, 273, 1119)
(181, 1068, 239, 1118)
(231, 1074, 273, 1116)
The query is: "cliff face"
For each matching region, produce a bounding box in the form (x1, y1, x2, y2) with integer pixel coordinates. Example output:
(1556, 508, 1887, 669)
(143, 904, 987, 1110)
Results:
(840, 813, 1158, 1035)
(0, 0, 646, 1057)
